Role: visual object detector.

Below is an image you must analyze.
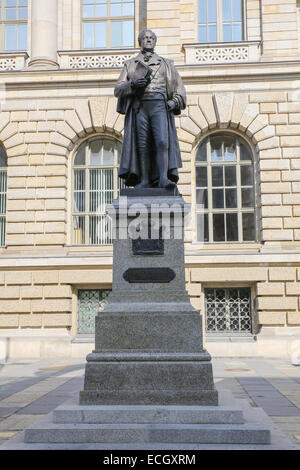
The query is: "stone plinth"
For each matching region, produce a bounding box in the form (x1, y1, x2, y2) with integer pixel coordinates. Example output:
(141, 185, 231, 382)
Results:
(80, 188, 218, 406)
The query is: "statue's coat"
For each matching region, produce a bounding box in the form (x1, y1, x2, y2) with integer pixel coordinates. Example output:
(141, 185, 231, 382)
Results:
(114, 54, 186, 187)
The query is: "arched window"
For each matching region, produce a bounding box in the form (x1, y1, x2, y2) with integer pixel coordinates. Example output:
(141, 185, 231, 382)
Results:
(195, 133, 256, 243)
(72, 137, 123, 245)
(0, 145, 7, 246)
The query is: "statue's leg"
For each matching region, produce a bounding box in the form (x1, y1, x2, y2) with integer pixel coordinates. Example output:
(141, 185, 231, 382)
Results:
(135, 103, 151, 188)
(150, 100, 176, 189)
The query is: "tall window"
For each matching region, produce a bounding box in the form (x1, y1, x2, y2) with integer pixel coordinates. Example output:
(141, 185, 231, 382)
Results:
(198, 0, 244, 43)
(82, 0, 135, 49)
(0, 146, 7, 246)
(195, 134, 256, 243)
(0, 0, 28, 51)
(72, 137, 124, 245)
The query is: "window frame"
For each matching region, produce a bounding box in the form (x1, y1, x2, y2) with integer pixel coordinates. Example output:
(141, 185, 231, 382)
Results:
(71, 135, 123, 246)
(81, 0, 135, 49)
(0, 0, 28, 52)
(195, 131, 258, 244)
(197, 0, 247, 43)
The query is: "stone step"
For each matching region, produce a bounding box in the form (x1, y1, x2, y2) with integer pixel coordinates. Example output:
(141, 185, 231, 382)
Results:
(53, 404, 244, 425)
(24, 421, 271, 445)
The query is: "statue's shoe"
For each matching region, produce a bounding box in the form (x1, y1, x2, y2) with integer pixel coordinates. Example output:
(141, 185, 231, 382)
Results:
(158, 178, 176, 189)
(135, 181, 151, 189)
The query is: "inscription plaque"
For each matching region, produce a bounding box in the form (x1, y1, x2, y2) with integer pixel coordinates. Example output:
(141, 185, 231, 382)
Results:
(123, 267, 175, 283)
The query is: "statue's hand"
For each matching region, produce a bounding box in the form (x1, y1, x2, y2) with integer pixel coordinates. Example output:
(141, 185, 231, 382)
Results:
(167, 100, 176, 111)
(131, 78, 149, 89)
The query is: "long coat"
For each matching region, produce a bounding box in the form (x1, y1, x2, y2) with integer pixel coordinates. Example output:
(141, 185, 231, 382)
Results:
(114, 53, 186, 187)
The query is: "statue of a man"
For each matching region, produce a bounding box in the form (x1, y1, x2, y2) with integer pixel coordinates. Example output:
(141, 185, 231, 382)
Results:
(114, 29, 186, 189)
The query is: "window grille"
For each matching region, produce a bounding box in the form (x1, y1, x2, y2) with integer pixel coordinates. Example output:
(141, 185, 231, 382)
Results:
(205, 287, 252, 334)
(72, 137, 124, 245)
(82, 0, 135, 49)
(78, 289, 111, 334)
(195, 133, 256, 243)
(0, 0, 28, 51)
(198, 0, 244, 43)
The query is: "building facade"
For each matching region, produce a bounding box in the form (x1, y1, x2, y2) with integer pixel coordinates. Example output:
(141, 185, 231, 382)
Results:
(0, 0, 300, 360)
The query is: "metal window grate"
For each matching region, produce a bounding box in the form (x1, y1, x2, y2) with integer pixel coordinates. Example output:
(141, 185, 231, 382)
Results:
(205, 287, 252, 334)
(78, 289, 111, 334)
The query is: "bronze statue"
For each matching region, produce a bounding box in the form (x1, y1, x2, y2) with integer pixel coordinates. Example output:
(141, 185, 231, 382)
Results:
(114, 29, 186, 189)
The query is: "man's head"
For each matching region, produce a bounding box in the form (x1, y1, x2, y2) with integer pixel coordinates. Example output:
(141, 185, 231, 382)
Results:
(138, 29, 157, 51)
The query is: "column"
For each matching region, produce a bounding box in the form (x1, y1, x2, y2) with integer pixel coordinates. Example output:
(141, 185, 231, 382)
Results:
(28, 0, 58, 68)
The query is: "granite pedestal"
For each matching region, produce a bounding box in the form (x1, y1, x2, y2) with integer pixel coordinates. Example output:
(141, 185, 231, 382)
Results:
(80, 188, 218, 406)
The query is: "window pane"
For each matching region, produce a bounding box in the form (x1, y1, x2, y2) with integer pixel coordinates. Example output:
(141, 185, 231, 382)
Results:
(198, 0, 207, 22)
(241, 165, 253, 186)
(95, 4, 107, 16)
(122, 20, 134, 47)
(232, 0, 242, 21)
(90, 140, 102, 165)
(208, 0, 217, 22)
(102, 139, 114, 165)
(196, 167, 207, 187)
(233, 23, 242, 41)
(73, 216, 85, 244)
(224, 136, 236, 161)
(83, 22, 94, 48)
(208, 24, 217, 42)
(211, 137, 223, 161)
(111, 21, 122, 47)
(242, 213, 255, 241)
(83, 5, 94, 17)
(213, 188, 224, 208)
(223, 23, 232, 42)
(111, 3, 122, 16)
(196, 188, 208, 208)
(222, 0, 231, 21)
(123, 3, 134, 16)
(225, 166, 236, 186)
(6, 0, 16, 5)
(5, 8, 16, 20)
(212, 166, 223, 186)
(74, 169, 85, 191)
(196, 141, 207, 161)
(213, 214, 225, 241)
(240, 141, 252, 161)
(95, 22, 106, 47)
(198, 24, 207, 42)
(226, 213, 238, 241)
(19, 0, 27, 6)
(0, 147, 7, 167)
(5, 24, 16, 50)
(197, 213, 208, 242)
(18, 6, 27, 20)
(17, 24, 27, 50)
(225, 188, 237, 208)
(242, 188, 254, 207)
(74, 144, 86, 165)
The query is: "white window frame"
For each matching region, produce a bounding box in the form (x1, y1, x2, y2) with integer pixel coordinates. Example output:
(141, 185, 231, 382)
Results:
(81, 0, 135, 49)
(0, 0, 28, 51)
(197, 0, 246, 43)
(195, 132, 257, 244)
(72, 136, 124, 246)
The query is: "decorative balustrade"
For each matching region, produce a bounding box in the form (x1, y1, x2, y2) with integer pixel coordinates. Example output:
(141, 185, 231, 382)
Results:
(0, 52, 28, 71)
(183, 41, 261, 65)
(58, 49, 139, 69)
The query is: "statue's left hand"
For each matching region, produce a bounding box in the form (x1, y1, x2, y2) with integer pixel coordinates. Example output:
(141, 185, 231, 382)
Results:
(167, 100, 176, 111)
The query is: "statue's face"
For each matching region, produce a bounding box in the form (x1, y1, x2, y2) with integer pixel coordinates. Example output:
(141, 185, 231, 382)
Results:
(140, 31, 156, 50)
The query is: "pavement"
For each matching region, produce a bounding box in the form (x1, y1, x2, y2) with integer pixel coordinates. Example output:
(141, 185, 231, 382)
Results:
(0, 357, 299, 450)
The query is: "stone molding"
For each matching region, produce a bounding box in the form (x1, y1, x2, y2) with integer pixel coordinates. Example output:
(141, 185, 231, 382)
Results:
(0, 52, 28, 71)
